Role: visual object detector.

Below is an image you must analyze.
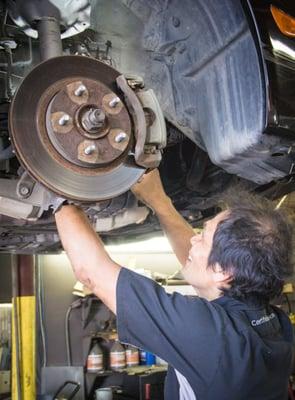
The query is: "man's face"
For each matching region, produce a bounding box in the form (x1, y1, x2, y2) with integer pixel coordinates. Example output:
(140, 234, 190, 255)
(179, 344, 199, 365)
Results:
(182, 211, 228, 298)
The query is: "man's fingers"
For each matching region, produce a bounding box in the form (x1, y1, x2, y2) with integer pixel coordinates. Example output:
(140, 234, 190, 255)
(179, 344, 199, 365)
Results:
(133, 169, 156, 187)
(131, 168, 161, 199)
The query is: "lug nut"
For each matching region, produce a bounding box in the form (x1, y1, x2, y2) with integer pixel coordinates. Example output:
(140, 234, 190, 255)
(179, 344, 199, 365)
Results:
(58, 114, 70, 126)
(115, 132, 127, 143)
(81, 108, 105, 133)
(88, 108, 105, 127)
(109, 97, 121, 108)
(74, 84, 87, 97)
(84, 144, 97, 155)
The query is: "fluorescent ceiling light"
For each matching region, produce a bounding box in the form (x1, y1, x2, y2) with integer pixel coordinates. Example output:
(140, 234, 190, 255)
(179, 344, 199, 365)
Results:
(106, 235, 174, 254)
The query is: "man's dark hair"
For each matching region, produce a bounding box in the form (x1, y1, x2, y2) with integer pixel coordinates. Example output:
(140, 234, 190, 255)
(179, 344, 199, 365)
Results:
(208, 192, 293, 304)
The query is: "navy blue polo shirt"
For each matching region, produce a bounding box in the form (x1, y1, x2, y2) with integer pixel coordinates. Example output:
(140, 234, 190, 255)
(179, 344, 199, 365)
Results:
(116, 268, 293, 400)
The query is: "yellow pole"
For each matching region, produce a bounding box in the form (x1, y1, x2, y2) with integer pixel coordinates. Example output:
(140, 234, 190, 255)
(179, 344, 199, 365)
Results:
(11, 255, 36, 400)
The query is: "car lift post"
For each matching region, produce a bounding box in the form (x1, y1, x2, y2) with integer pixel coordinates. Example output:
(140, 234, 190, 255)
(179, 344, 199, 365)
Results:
(11, 254, 36, 400)
(10, 14, 62, 399)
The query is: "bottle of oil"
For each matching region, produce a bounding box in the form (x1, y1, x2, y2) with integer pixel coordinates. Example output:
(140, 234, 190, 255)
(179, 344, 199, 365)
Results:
(110, 339, 126, 370)
(125, 345, 139, 367)
(87, 340, 104, 372)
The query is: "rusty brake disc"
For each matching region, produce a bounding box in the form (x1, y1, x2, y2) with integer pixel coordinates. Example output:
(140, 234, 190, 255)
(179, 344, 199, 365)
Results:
(9, 55, 145, 201)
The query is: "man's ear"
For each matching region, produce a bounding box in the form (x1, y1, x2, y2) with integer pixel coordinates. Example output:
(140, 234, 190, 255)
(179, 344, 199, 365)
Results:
(212, 263, 232, 284)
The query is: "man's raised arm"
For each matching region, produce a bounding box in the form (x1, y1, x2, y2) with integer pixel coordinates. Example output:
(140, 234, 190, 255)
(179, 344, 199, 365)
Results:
(55, 170, 193, 314)
(131, 169, 195, 267)
(55, 206, 121, 314)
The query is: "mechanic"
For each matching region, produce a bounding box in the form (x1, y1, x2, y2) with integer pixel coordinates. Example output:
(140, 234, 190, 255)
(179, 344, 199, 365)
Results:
(55, 169, 294, 400)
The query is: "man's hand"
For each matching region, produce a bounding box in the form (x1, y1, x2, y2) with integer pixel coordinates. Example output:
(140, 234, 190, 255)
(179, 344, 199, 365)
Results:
(131, 169, 171, 212)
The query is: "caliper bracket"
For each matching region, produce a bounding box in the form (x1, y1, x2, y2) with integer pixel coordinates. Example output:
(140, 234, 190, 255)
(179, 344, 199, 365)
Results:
(116, 74, 166, 169)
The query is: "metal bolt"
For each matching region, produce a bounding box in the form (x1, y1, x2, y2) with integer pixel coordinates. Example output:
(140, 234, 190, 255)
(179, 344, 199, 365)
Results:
(20, 186, 30, 196)
(88, 108, 105, 127)
(81, 108, 106, 133)
(74, 84, 87, 97)
(109, 97, 121, 108)
(172, 16, 180, 27)
(115, 132, 127, 143)
(58, 114, 70, 126)
(84, 144, 97, 155)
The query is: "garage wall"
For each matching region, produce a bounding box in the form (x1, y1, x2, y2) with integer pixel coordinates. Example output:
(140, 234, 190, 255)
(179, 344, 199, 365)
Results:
(39, 254, 77, 366)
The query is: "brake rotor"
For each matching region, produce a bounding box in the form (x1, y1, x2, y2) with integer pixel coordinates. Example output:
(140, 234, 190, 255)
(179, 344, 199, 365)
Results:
(9, 55, 145, 201)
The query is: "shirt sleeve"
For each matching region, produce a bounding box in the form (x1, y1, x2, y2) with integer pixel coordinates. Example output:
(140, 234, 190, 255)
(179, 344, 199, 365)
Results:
(116, 267, 224, 386)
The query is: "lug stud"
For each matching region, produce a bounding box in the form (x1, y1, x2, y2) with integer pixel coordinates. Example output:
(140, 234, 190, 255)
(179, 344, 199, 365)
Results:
(115, 132, 127, 143)
(58, 114, 70, 126)
(109, 97, 121, 108)
(84, 144, 97, 155)
(74, 84, 87, 97)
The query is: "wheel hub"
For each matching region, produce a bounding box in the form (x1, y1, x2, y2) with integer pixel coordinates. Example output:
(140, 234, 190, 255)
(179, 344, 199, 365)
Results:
(43, 76, 131, 168)
(9, 56, 145, 201)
